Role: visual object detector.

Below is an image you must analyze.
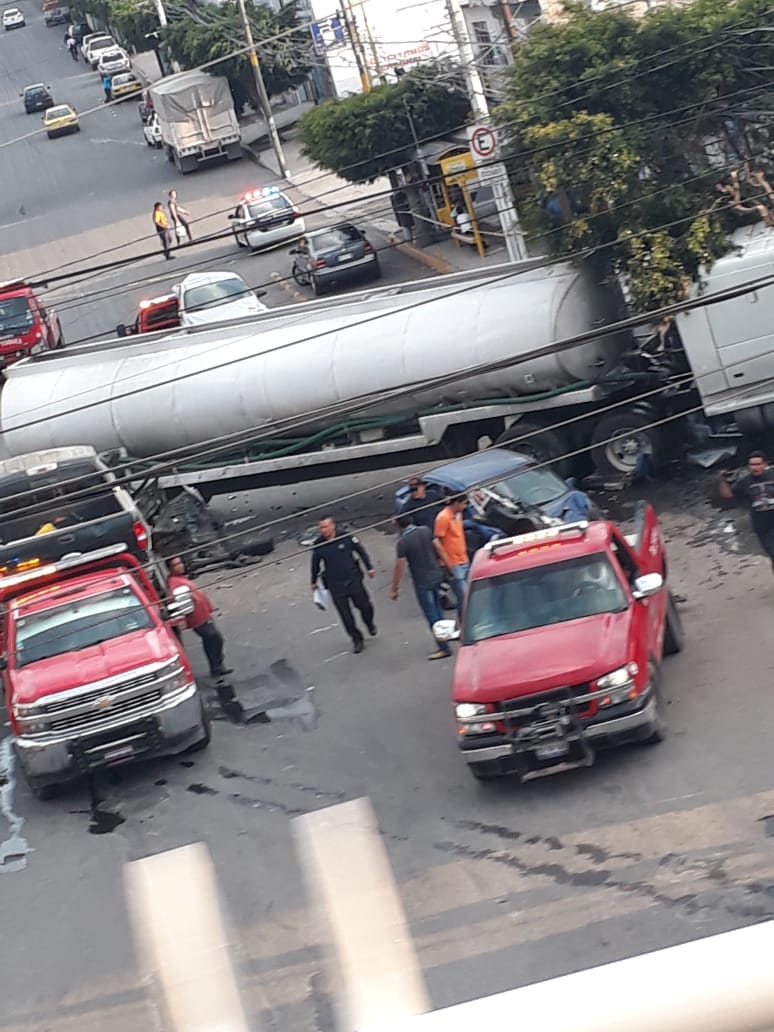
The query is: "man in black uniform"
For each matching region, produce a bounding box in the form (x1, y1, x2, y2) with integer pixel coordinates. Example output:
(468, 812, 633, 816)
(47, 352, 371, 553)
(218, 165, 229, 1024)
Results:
(720, 451, 774, 571)
(311, 516, 376, 653)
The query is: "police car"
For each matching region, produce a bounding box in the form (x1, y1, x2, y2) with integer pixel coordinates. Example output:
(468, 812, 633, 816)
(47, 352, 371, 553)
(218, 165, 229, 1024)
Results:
(227, 187, 305, 252)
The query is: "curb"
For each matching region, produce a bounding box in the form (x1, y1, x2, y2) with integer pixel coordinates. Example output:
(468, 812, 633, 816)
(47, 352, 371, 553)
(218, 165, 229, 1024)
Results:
(389, 236, 453, 276)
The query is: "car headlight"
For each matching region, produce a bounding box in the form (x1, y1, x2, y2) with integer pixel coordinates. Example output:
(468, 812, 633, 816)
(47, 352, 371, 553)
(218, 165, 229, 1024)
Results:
(455, 702, 495, 735)
(161, 665, 191, 694)
(596, 662, 638, 705)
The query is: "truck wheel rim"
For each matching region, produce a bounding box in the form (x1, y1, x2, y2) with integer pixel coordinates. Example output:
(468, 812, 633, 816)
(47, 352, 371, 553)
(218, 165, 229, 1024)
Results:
(606, 431, 652, 472)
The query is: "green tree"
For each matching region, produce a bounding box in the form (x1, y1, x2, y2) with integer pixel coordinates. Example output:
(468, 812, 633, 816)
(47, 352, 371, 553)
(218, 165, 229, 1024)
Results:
(298, 63, 471, 184)
(162, 0, 311, 114)
(498, 0, 774, 310)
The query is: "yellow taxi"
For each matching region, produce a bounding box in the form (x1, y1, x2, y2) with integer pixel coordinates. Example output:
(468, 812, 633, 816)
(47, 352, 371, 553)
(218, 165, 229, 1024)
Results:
(110, 72, 142, 102)
(42, 103, 79, 138)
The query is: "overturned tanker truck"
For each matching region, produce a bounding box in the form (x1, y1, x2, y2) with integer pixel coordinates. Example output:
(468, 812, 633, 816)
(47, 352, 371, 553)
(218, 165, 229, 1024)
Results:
(1, 231, 772, 498)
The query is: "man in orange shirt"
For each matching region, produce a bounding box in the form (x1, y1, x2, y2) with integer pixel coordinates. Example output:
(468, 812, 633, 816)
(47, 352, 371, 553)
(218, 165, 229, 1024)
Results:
(433, 494, 470, 611)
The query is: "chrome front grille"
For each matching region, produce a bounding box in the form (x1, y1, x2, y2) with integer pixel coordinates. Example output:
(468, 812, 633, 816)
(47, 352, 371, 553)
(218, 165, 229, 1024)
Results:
(499, 684, 591, 728)
(38, 670, 158, 715)
(46, 687, 163, 735)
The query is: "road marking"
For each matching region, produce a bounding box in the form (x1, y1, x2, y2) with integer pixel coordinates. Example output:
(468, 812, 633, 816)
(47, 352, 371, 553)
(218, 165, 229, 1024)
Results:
(124, 842, 252, 1031)
(89, 137, 146, 146)
(0, 215, 44, 231)
(293, 797, 430, 1030)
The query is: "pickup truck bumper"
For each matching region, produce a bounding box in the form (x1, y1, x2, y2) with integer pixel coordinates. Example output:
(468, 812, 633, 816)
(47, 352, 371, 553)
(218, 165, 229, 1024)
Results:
(15, 682, 206, 785)
(459, 689, 657, 776)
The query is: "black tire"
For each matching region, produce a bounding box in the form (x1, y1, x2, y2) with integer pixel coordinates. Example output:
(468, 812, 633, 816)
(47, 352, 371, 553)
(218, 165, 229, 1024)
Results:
(663, 591, 684, 656)
(495, 420, 569, 475)
(166, 145, 174, 164)
(234, 228, 246, 248)
(312, 275, 325, 297)
(55, 332, 65, 349)
(371, 258, 382, 280)
(292, 262, 309, 286)
(590, 411, 661, 477)
(644, 664, 667, 744)
(186, 698, 211, 753)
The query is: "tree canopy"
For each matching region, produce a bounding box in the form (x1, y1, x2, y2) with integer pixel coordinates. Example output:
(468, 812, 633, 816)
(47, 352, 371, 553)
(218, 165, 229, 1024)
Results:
(497, 0, 774, 309)
(298, 63, 471, 183)
(162, 0, 310, 112)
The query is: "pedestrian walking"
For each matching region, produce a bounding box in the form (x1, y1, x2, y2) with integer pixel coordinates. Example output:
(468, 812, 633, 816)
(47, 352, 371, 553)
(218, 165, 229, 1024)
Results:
(166, 557, 233, 678)
(152, 201, 174, 260)
(390, 514, 451, 660)
(399, 476, 440, 529)
(311, 517, 376, 654)
(66, 35, 78, 60)
(168, 189, 193, 243)
(433, 494, 470, 611)
(719, 451, 774, 572)
(102, 74, 112, 103)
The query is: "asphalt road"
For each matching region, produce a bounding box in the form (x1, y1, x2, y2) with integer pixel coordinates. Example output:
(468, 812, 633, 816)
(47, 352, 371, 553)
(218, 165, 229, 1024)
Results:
(3, 13, 774, 1032)
(0, 13, 426, 348)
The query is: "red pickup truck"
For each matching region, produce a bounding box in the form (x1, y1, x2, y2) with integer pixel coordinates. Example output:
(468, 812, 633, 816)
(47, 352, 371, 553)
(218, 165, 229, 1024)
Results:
(2, 545, 209, 798)
(437, 505, 684, 781)
(116, 293, 179, 338)
(0, 280, 63, 364)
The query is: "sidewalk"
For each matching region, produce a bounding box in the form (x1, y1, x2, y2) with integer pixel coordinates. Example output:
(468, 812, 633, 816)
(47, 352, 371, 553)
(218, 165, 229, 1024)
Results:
(247, 128, 508, 275)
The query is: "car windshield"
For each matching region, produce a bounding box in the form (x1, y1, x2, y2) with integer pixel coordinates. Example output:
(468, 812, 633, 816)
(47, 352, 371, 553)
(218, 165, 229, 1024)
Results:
(14, 586, 154, 666)
(490, 467, 568, 507)
(183, 278, 248, 310)
(245, 196, 290, 219)
(90, 37, 113, 48)
(310, 226, 360, 251)
(462, 553, 628, 644)
(26, 87, 46, 96)
(47, 106, 71, 118)
(0, 297, 33, 336)
(113, 75, 135, 86)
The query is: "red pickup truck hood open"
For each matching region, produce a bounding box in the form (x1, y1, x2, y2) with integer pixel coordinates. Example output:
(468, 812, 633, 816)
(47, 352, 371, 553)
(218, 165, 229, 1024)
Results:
(11, 626, 179, 705)
(452, 610, 633, 703)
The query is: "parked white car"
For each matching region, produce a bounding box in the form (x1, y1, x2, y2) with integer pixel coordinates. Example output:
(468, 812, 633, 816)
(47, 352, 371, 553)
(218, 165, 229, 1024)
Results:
(142, 111, 162, 148)
(97, 48, 131, 76)
(2, 7, 26, 29)
(84, 35, 116, 68)
(80, 31, 111, 60)
(174, 272, 268, 328)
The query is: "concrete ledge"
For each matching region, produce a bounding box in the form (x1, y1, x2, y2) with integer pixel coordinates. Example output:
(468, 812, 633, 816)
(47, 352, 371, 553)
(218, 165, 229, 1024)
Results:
(390, 236, 453, 276)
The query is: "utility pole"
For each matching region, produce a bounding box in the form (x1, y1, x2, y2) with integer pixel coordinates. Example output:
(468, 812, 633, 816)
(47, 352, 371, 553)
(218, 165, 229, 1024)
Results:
(236, 0, 290, 180)
(153, 0, 167, 28)
(353, 0, 385, 84)
(443, 0, 527, 262)
(402, 96, 437, 246)
(340, 0, 372, 93)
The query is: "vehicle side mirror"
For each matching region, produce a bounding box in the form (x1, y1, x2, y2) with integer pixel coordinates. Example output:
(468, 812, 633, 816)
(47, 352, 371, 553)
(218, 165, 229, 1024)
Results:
(255, 290, 267, 298)
(227, 213, 236, 220)
(288, 248, 298, 254)
(167, 584, 194, 619)
(433, 619, 460, 642)
(631, 572, 663, 600)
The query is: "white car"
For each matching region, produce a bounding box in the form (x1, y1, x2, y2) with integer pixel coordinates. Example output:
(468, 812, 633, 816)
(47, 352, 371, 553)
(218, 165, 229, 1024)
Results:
(174, 272, 268, 328)
(85, 35, 116, 68)
(3, 8, 25, 29)
(80, 31, 110, 60)
(143, 111, 162, 148)
(228, 187, 305, 252)
(97, 48, 131, 75)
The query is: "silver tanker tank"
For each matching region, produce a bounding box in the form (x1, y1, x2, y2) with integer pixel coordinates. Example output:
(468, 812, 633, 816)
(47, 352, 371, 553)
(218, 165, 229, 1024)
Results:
(1, 262, 627, 459)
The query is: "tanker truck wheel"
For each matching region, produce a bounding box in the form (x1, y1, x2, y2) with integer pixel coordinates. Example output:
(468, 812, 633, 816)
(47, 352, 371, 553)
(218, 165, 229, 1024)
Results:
(590, 411, 661, 476)
(496, 422, 569, 476)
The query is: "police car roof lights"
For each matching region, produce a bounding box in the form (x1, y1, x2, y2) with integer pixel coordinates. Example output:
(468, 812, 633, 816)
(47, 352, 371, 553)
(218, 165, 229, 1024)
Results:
(242, 186, 280, 202)
(483, 521, 590, 556)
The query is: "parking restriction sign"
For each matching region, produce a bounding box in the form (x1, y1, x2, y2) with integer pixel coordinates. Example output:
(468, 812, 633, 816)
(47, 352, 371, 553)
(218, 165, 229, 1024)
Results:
(470, 125, 497, 163)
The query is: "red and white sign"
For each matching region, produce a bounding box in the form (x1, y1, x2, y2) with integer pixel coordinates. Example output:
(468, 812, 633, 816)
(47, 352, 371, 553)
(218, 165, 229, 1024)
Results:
(470, 125, 498, 163)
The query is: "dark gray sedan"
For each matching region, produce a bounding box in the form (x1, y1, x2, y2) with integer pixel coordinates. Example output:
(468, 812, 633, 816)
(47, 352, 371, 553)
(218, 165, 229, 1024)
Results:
(290, 223, 381, 296)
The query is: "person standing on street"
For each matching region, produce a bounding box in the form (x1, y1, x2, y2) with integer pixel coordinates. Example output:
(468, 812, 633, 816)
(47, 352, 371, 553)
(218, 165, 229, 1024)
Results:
(152, 201, 174, 260)
(434, 494, 470, 611)
(168, 189, 193, 243)
(719, 451, 774, 571)
(167, 557, 233, 678)
(390, 514, 451, 660)
(311, 517, 376, 654)
(400, 476, 440, 529)
(66, 35, 78, 60)
(102, 74, 112, 103)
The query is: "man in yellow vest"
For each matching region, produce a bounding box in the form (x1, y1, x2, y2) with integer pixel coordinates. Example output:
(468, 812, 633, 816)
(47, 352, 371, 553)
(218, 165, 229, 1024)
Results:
(152, 201, 174, 261)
